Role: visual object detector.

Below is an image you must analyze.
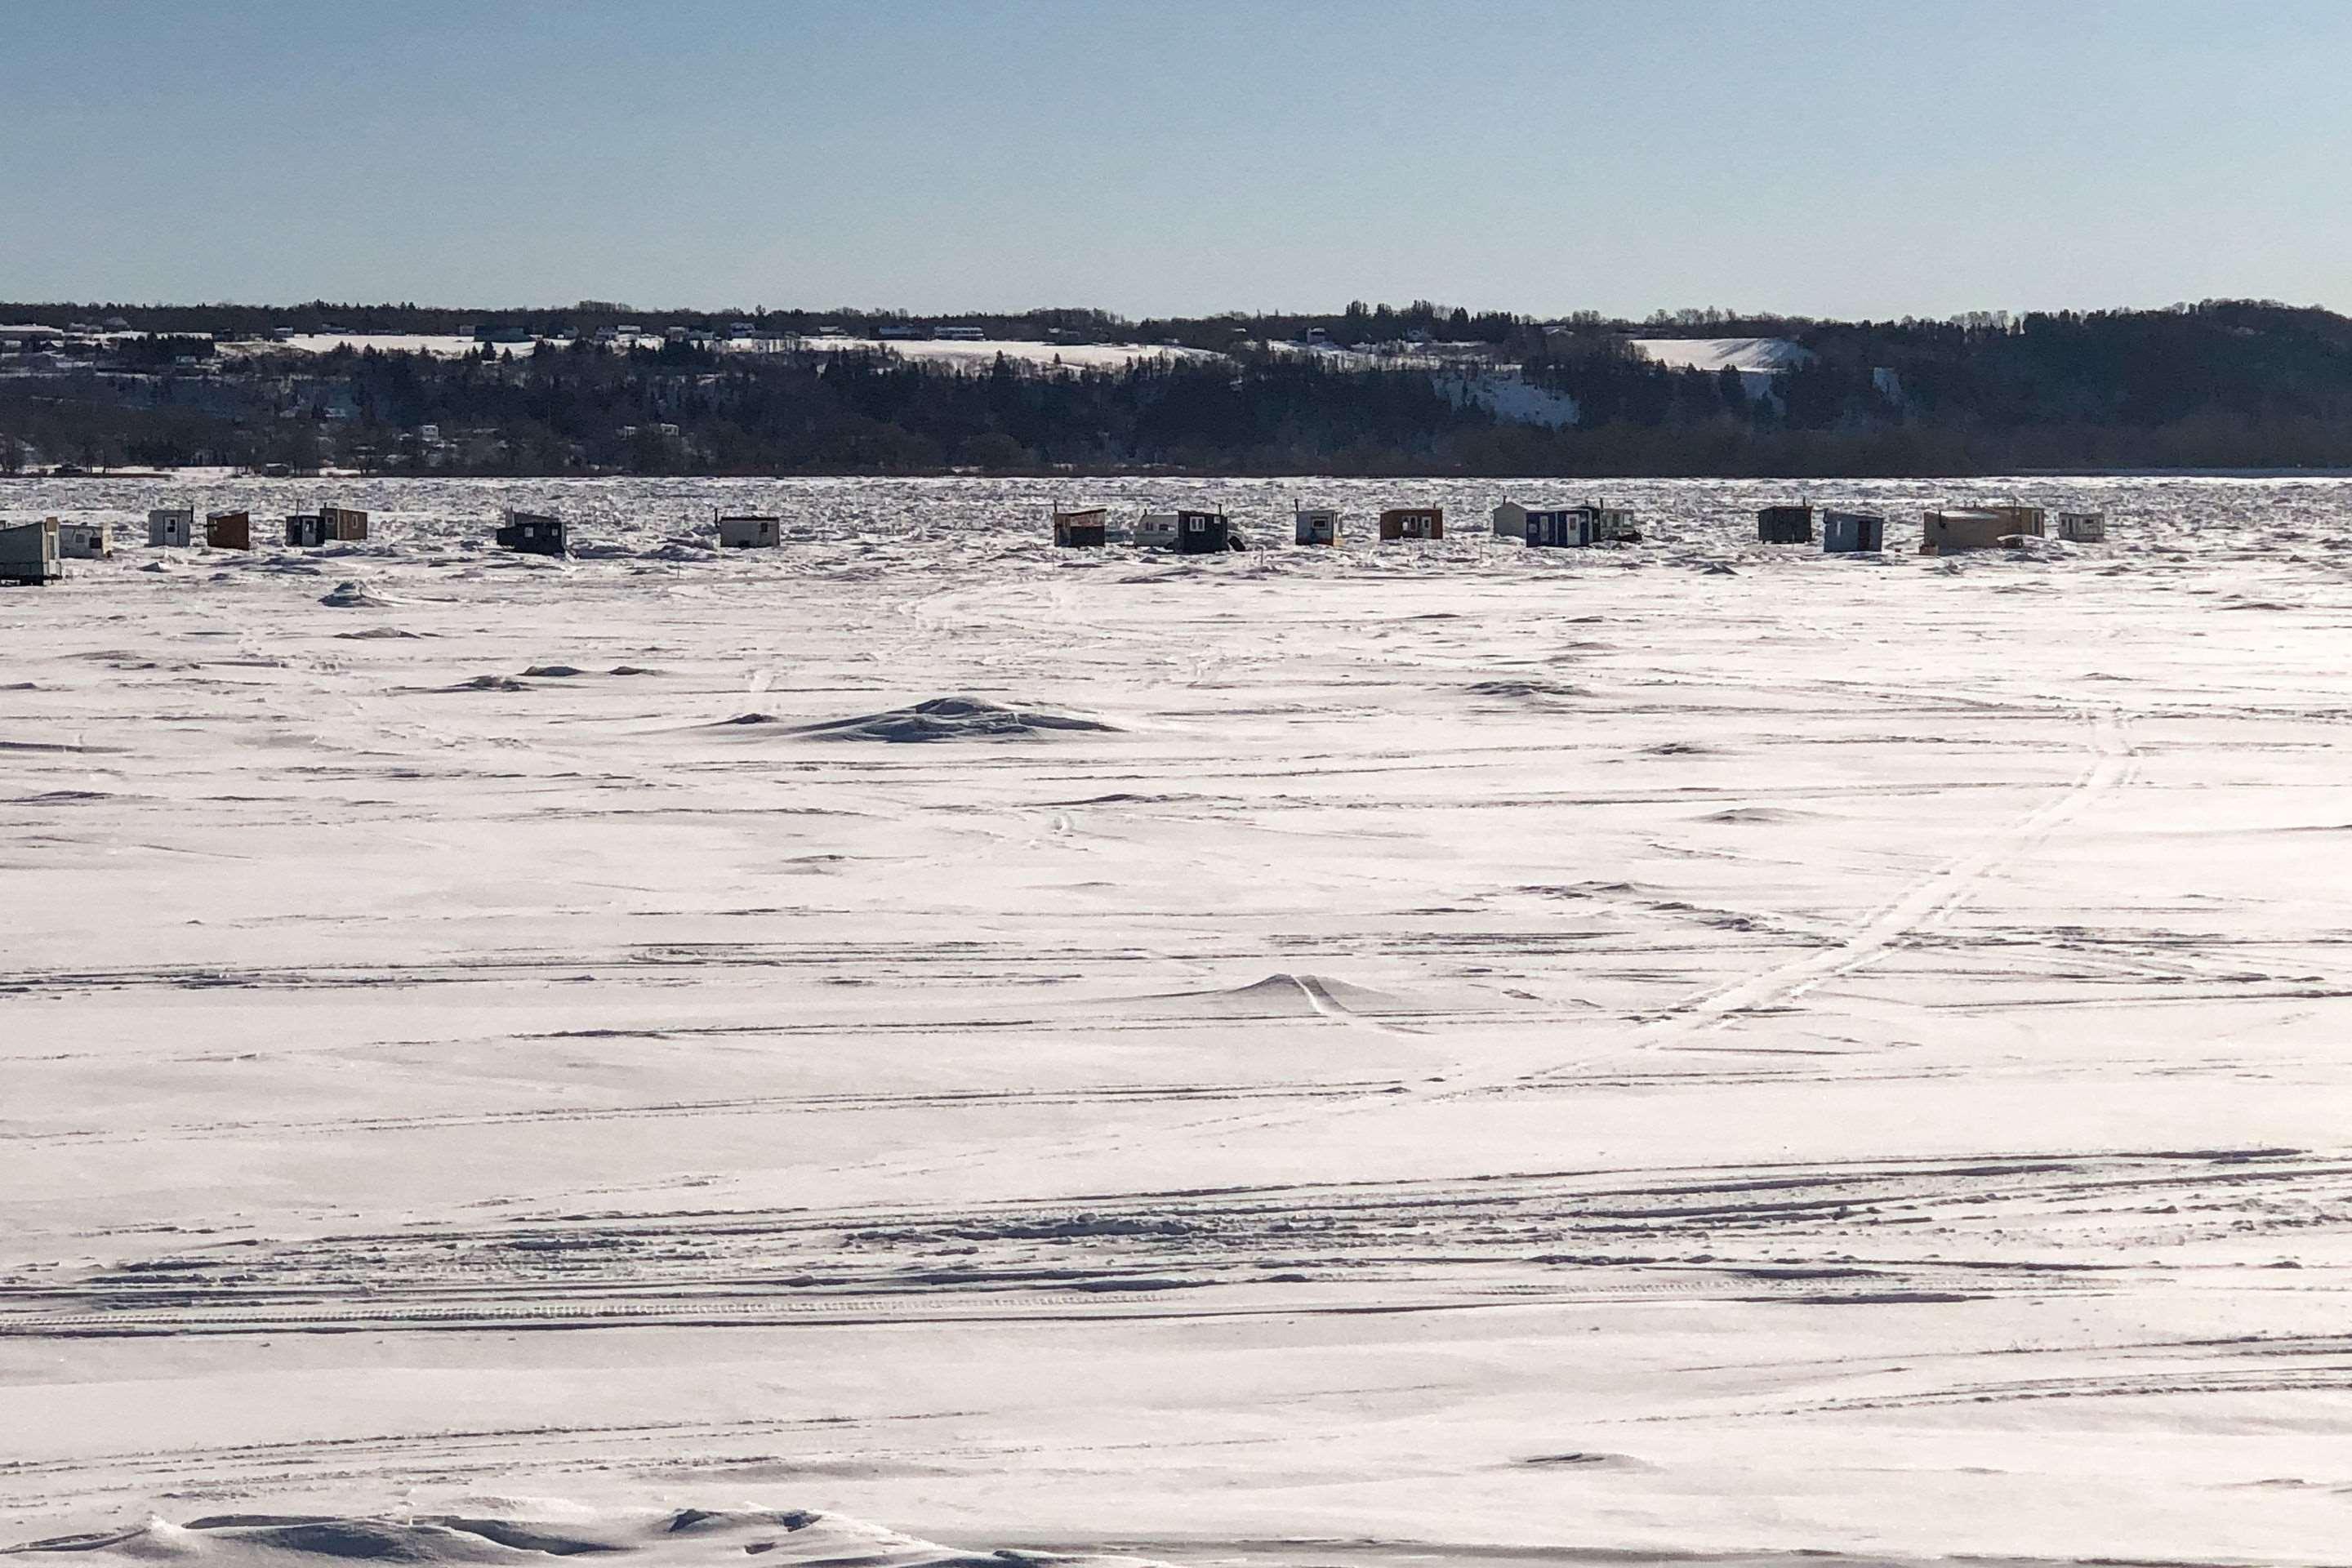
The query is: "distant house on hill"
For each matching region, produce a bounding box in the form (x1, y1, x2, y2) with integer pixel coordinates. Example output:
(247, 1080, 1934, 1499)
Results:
(935, 325, 986, 341)
(1052, 508, 1108, 547)
(717, 514, 782, 549)
(1922, 505, 2044, 555)
(1379, 506, 1443, 541)
(149, 506, 196, 547)
(1822, 510, 1886, 553)
(1294, 506, 1339, 546)
(1757, 504, 1814, 545)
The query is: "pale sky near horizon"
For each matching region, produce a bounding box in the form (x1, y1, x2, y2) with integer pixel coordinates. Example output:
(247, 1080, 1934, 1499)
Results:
(9, 0, 2350, 319)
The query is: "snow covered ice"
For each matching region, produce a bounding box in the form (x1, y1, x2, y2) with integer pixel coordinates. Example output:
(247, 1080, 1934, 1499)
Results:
(5, 474, 2352, 1568)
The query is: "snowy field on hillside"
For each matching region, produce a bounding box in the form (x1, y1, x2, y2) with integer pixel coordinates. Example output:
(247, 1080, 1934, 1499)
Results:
(5, 476, 2352, 1568)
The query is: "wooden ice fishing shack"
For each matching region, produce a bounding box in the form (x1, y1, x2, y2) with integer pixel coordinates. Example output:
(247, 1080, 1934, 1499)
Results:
(1379, 506, 1443, 541)
(1052, 508, 1108, 547)
(1757, 504, 1815, 545)
(205, 511, 252, 550)
(319, 505, 369, 541)
(1921, 505, 2045, 555)
(285, 513, 327, 547)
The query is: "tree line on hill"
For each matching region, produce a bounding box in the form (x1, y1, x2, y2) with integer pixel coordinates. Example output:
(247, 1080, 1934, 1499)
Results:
(7, 298, 2352, 476)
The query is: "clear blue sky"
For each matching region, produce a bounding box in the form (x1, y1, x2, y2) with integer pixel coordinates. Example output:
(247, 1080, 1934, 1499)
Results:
(8, 0, 2350, 319)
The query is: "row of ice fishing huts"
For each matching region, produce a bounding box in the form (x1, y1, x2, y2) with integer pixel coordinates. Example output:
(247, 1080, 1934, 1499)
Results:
(0, 497, 2110, 585)
(1046, 501, 2109, 554)
(0, 503, 785, 581)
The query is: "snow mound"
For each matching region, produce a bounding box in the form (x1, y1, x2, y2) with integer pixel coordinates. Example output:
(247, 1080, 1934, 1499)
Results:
(335, 626, 425, 639)
(766, 696, 1120, 742)
(319, 580, 399, 608)
(444, 675, 530, 693)
(1143, 972, 1411, 1018)
(7, 1507, 1178, 1568)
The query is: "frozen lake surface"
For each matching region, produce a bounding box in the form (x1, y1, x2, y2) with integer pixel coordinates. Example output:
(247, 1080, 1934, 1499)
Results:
(5, 476, 2352, 1568)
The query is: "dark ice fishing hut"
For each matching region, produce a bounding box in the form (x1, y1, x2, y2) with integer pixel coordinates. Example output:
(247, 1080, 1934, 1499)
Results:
(1526, 504, 1637, 548)
(1172, 509, 1232, 554)
(496, 509, 567, 555)
(1757, 504, 1815, 545)
(0, 519, 60, 585)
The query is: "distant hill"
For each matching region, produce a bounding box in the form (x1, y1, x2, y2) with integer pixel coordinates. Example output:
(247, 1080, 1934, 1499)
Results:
(7, 298, 2352, 476)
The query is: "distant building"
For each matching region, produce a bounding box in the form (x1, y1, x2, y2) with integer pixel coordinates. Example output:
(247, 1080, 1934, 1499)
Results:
(148, 506, 197, 547)
(55, 519, 110, 559)
(1757, 504, 1815, 545)
(1822, 510, 1886, 553)
(877, 323, 928, 340)
(205, 510, 252, 550)
(1525, 504, 1637, 548)
(495, 508, 566, 555)
(1921, 505, 2044, 555)
(2058, 510, 2107, 542)
(1052, 508, 1108, 547)
(717, 514, 782, 549)
(0, 519, 60, 585)
(1379, 506, 1444, 541)
(935, 324, 986, 341)
(1294, 506, 1339, 546)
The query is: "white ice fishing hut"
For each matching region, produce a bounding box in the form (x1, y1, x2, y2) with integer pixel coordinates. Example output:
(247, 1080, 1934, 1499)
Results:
(1294, 506, 1339, 546)
(56, 519, 111, 559)
(1822, 510, 1886, 553)
(2058, 510, 2107, 542)
(717, 514, 782, 548)
(1490, 502, 1531, 541)
(149, 506, 196, 547)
